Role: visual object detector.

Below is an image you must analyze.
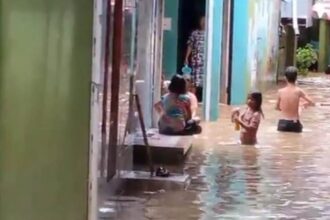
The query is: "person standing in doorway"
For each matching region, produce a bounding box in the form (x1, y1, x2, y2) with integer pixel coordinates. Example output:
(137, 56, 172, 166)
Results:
(184, 16, 205, 102)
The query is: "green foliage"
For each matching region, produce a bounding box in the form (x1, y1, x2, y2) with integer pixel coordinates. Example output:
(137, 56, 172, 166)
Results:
(296, 44, 318, 76)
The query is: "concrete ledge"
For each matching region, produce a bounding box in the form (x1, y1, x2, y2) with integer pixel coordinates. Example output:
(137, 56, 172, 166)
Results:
(98, 195, 146, 219)
(120, 171, 190, 191)
(98, 171, 191, 219)
(130, 129, 193, 165)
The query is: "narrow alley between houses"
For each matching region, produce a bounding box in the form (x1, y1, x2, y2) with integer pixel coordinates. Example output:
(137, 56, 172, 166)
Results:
(100, 75, 330, 220)
(2, 0, 330, 219)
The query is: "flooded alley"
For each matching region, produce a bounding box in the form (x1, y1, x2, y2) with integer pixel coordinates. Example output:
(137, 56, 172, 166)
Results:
(102, 76, 330, 220)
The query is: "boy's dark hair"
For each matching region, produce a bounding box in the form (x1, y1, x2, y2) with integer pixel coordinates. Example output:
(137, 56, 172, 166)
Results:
(285, 66, 298, 83)
(168, 74, 187, 95)
(250, 91, 264, 117)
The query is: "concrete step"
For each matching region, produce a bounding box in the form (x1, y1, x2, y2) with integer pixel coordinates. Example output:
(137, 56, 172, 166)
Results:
(120, 170, 190, 191)
(98, 196, 146, 219)
(98, 171, 191, 219)
(130, 129, 193, 165)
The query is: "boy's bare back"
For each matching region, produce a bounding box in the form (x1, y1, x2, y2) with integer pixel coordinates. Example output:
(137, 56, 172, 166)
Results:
(277, 85, 305, 120)
(276, 66, 315, 133)
(276, 66, 314, 121)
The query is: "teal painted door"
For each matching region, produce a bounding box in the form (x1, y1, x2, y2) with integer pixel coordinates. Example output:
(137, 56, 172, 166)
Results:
(163, 0, 179, 79)
(0, 0, 93, 220)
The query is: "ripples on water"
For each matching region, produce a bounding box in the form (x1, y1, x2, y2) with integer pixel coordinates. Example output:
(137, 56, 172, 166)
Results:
(108, 77, 330, 220)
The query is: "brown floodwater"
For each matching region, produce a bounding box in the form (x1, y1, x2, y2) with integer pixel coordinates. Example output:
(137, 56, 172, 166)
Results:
(101, 76, 330, 220)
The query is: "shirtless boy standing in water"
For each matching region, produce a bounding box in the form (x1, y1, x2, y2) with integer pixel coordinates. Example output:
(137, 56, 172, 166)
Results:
(276, 66, 315, 133)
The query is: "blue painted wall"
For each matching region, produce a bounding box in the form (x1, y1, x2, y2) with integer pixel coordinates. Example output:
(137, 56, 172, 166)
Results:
(231, 0, 249, 105)
(203, 0, 224, 121)
(231, 0, 280, 105)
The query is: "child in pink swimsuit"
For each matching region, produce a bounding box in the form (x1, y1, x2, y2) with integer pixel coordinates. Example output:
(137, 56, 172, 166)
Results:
(232, 91, 264, 145)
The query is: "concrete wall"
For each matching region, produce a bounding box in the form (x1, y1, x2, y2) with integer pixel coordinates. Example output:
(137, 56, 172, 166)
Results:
(0, 0, 93, 219)
(231, 0, 280, 104)
(136, 0, 157, 128)
(318, 19, 330, 72)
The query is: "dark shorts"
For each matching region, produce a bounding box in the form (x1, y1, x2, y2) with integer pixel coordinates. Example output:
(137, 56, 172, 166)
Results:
(159, 120, 202, 136)
(196, 87, 203, 102)
(277, 119, 303, 133)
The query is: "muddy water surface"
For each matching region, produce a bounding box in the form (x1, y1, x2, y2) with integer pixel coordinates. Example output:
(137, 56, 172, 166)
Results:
(104, 77, 330, 220)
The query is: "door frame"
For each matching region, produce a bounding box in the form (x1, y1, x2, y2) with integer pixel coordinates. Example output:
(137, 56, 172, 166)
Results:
(151, 0, 165, 127)
(227, 0, 234, 104)
(220, 0, 233, 104)
(107, 0, 124, 180)
(89, 0, 107, 219)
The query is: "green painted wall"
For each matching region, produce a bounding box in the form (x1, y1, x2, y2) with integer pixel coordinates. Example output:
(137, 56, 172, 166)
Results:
(0, 0, 93, 220)
(318, 20, 330, 72)
(163, 0, 179, 79)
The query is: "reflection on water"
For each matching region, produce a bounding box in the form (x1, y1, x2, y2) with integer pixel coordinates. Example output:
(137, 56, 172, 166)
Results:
(105, 77, 330, 219)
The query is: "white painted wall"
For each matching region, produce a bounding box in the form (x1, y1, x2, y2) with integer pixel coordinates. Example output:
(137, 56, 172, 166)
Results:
(281, 0, 313, 26)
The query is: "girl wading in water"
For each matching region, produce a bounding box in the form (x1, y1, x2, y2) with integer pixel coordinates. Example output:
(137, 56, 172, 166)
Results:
(232, 91, 264, 145)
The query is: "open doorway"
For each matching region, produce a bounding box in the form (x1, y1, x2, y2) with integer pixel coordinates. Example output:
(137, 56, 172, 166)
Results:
(177, 0, 206, 102)
(177, 0, 206, 68)
(177, 0, 234, 105)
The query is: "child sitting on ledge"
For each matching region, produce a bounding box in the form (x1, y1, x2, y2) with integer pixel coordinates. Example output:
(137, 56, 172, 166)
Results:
(154, 74, 201, 135)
